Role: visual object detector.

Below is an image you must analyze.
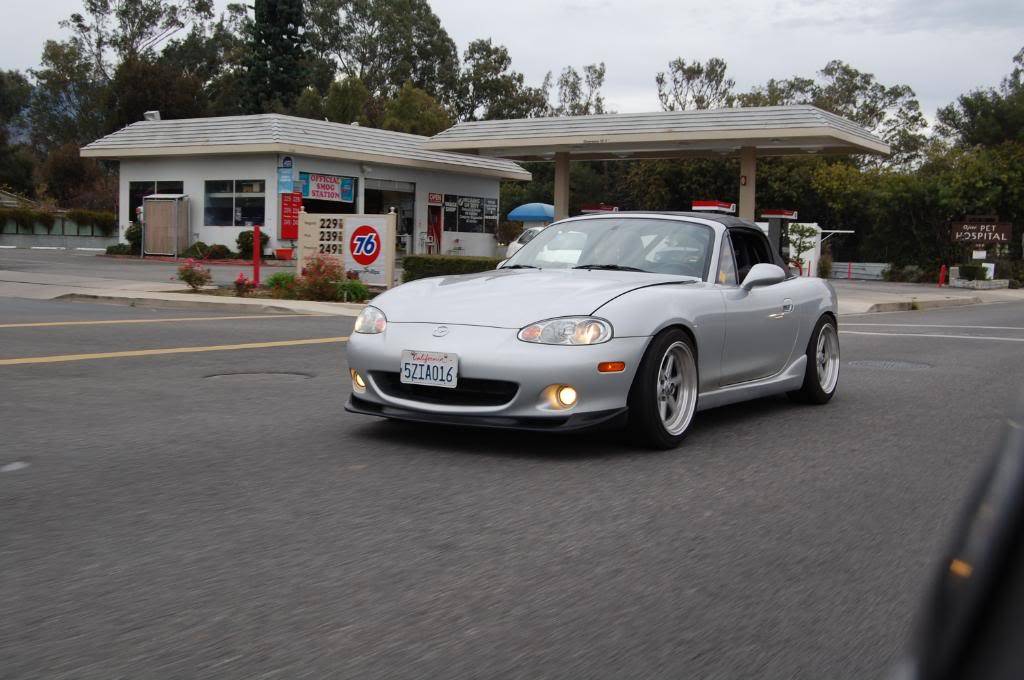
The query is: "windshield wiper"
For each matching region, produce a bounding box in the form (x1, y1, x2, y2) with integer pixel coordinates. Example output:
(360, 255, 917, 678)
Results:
(500, 264, 539, 269)
(573, 264, 648, 272)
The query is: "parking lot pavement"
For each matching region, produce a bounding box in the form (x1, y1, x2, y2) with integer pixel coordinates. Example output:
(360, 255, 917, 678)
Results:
(2, 297, 1024, 679)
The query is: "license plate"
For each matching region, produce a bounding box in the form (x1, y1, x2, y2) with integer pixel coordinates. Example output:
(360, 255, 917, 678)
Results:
(400, 350, 458, 389)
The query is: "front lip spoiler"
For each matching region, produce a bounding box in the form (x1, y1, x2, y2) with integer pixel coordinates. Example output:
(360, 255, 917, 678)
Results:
(345, 396, 628, 432)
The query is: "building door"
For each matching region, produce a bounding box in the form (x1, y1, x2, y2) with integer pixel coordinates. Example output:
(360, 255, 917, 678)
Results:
(364, 179, 415, 255)
(427, 205, 441, 254)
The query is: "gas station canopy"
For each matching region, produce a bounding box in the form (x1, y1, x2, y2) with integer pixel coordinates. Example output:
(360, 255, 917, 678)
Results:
(425, 105, 889, 220)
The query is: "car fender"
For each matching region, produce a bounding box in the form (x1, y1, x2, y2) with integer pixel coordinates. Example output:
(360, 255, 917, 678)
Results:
(593, 283, 726, 392)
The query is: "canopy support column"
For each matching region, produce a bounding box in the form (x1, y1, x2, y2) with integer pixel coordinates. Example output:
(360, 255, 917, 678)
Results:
(554, 152, 570, 221)
(739, 147, 756, 221)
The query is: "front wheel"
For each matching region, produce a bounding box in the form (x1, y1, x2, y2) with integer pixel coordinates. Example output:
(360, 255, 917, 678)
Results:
(788, 315, 840, 404)
(628, 330, 699, 449)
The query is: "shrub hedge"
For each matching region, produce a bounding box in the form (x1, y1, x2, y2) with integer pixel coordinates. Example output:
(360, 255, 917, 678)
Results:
(0, 207, 55, 233)
(402, 255, 504, 283)
(957, 263, 987, 281)
(67, 209, 117, 236)
(236, 229, 270, 259)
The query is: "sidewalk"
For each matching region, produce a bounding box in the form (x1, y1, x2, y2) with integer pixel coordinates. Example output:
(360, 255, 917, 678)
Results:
(0, 269, 363, 316)
(2, 256, 1021, 317)
(830, 279, 1024, 314)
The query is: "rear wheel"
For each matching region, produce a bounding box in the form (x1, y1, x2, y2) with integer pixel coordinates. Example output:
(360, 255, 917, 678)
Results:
(788, 315, 840, 404)
(628, 329, 699, 449)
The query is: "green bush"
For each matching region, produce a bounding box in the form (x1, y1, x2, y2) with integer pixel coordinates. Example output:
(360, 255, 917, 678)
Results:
(296, 254, 346, 300)
(236, 229, 270, 259)
(181, 241, 209, 259)
(817, 249, 833, 279)
(67, 209, 117, 236)
(0, 207, 55, 233)
(176, 260, 213, 291)
(265, 272, 298, 299)
(957, 263, 986, 281)
(207, 244, 233, 259)
(402, 255, 504, 283)
(1009, 279, 1021, 289)
(124, 223, 142, 255)
(105, 243, 132, 255)
(335, 279, 370, 302)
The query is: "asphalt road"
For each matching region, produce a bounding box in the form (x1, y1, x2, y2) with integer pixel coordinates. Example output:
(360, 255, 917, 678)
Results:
(2, 297, 1023, 679)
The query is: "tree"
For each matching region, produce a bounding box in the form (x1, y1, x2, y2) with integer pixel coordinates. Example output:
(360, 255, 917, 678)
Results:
(242, 0, 311, 113)
(28, 40, 108, 152)
(656, 57, 734, 111)
(63, 0, 215, 80)
(0, 71, 35, 196)
(455, 39, 550, 121)
(105, 57, 206, 131)
(736, 60, 927, 166)
(554, 63, 606, 116)
(380, 82, 450, 136)
(937, 46, 1024, 147)
(38, 142, 116, 209)
(786, 223, 820, 271)
(323, 77, 370, 124)
(305, 0, 459, 112)
(293, 86, 325, 119)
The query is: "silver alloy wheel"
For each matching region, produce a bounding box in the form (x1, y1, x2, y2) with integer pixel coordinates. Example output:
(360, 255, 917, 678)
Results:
(816, 323, 840, 394)
(656, 341, 698, 435)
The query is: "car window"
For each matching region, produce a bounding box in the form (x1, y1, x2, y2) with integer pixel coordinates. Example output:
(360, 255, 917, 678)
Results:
(504, 217, 714, 277)
(730, 229, 773, 283)
(716, 234, 738, 286)
(518, 227, 543, 245)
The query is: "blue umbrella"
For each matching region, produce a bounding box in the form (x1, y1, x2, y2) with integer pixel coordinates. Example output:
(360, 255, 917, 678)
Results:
(507, 203, 554, 221)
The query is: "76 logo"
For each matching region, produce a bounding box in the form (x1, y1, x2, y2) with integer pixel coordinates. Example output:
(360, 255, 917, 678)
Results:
(349, 225, 381, 265)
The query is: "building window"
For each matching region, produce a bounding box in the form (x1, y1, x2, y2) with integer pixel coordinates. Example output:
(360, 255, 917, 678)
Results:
(204, 180, 265, 226)
(129, 180, 183, 224)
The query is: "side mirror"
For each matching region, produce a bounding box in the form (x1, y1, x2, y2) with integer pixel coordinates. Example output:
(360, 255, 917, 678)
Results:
(741, 263, 786, 291)
(496, 259, 508, 269)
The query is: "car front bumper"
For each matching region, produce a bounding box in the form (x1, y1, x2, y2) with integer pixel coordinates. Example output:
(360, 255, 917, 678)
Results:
(345, 322, 650, 427)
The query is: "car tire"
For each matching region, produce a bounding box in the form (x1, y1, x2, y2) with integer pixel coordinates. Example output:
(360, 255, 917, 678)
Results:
(788, 315, 840, 405)
(628, 329, 699, 449)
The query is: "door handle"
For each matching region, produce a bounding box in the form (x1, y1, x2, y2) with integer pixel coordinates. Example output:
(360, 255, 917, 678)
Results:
(782, 299, 794, 314)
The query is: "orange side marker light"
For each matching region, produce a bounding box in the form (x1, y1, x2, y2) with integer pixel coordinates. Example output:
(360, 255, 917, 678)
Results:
(598, 361, 626, 373)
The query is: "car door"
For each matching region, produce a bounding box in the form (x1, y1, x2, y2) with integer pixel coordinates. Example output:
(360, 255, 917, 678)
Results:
(717, 228, 801, 385)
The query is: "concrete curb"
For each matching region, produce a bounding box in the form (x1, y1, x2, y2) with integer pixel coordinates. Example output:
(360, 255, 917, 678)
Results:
(55, 293, 363, 316)
(862, 297, 983, 314)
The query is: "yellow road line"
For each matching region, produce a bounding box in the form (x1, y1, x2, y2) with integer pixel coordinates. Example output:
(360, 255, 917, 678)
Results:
(0, 336, 349, 366)
(0, 314, 322, 329)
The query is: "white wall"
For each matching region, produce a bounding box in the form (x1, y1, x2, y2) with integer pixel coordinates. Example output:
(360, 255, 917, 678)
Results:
(119, 154, 504, 257)
(119, 155, 280, 250)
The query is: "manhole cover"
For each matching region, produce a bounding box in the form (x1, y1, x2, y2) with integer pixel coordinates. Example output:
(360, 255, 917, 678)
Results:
(847, 360, 932, 371)
(204, 371, 314, 383)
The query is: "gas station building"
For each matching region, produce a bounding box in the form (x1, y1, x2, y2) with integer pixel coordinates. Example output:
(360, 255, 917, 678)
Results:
(81, 113, 531, 258)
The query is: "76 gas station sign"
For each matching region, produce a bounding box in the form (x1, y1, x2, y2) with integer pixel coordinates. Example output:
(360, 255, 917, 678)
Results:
(296, 212, 397, 288)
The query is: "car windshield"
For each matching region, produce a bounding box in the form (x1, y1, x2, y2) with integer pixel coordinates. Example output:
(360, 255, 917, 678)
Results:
(503, 217, 714, 277)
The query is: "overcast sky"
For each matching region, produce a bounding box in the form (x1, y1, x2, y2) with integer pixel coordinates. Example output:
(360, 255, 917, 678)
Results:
(4, 0, 1023, 123)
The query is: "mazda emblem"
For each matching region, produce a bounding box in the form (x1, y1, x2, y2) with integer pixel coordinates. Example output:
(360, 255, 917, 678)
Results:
(432, 325, 450, 337)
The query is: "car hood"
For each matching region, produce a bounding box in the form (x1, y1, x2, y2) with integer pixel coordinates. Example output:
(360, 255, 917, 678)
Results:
(374, 269, 695, 328)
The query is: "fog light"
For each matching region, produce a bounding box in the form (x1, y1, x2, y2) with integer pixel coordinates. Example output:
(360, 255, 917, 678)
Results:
(350, 369, 366, 393)
(556, 385, 578, 407)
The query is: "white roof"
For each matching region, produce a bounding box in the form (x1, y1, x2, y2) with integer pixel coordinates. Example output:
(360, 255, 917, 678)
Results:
(424, 105, 889, 160)
(82, 114, 531, 181)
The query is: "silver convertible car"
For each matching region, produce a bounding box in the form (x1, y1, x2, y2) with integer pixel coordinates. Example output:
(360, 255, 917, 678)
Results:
(345, 212, 839, 448)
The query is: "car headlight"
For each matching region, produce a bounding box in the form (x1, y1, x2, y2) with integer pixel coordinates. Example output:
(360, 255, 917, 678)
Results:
(354, 306, 387, 334)
(518, 317, 613, 345)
